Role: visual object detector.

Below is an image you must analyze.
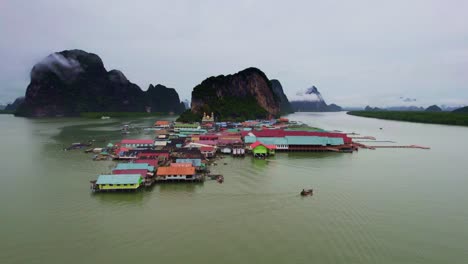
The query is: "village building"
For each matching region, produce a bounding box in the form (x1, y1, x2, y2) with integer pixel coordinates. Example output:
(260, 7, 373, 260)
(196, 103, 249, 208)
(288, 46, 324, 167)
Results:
(154, 120, 170, 129)
(173, 123, 200, 132)
(176, 158, 202, 167)
(121, 139, 154, 148)
(200, 146, 216, 158)
(202, 112, 215, 123)
(112, 163, 155, 186)
(250, 141, 276, 158)
(171, 148, 203, 159)
(170, 162, 193, 167)
(93, 174, 142, 191)
(242, 129, 354, 152)
(156, 166, 199, 181)
(134, 159, 158, 167)
(136, 150, 170, 161)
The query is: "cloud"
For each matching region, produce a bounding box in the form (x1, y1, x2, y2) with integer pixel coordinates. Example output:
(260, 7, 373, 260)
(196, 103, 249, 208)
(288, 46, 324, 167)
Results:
(1, 0, 468, 105)
(32, 53, 84, 82)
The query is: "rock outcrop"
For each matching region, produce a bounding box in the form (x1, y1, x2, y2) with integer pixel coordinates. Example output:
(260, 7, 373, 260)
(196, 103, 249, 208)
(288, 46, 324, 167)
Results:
(5, 97, 25, 111)
(190, 67, 280, 120)
(15, 49, 184, 117)
(270, 79, 293, 114)
(290, 86, 342, 112)
(145, 84, 186, 114)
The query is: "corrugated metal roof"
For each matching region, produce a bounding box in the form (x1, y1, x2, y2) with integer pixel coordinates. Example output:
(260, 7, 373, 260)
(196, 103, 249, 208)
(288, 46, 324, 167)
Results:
(257, 137, 288, 145)
(170, 163, 193, 167)
(157, 166, 195, 176)
(96, 174, 141, 184)
(114, 163, 154, 171)
(244, 136, 257, 143)
(176, 158, 202, 167)
(174, 123, 199, 128)
(285, 136, 344, 146)
(121, 139, 154, 145)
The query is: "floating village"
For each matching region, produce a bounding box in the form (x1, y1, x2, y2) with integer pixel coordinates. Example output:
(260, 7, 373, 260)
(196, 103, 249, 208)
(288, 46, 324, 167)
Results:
(76, 112, 430, 193)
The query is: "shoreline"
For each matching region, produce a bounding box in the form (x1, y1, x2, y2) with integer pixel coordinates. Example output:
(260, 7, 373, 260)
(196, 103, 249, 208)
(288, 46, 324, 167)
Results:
(347, 111, 468, 127)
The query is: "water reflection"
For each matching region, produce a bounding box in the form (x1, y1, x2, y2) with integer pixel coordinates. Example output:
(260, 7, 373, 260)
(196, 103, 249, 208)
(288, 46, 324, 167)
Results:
(91, 190, 147, 205)
(157, 182, 204, 193)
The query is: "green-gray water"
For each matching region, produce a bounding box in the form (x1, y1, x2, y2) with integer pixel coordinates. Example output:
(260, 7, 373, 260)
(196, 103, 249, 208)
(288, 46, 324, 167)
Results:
(1, 112, 468, 263)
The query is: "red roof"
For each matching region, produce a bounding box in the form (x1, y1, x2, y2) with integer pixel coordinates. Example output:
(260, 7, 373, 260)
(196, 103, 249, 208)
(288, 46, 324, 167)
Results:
(113, 169, 148, 177)
(155, 120, 169, 126)
(157, 166, 195, 176)
(196, 140, 218, 146)
(135, 159, 158, 167)
(121, 139, 154, 145)
(200, 146, 215, 152)
(198, 135, 219, 140)
(250, 141, 276, 150)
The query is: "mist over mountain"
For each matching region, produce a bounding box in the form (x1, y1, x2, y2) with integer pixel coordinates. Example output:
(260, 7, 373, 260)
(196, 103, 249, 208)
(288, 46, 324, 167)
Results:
(290, 86, 342, 112)
(14, 50, 185, 117)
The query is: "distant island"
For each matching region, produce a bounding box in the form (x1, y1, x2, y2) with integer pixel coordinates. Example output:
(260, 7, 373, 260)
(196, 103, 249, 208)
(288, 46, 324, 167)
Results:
(11, 49, 185, 117)
(348, 108, 468, 126)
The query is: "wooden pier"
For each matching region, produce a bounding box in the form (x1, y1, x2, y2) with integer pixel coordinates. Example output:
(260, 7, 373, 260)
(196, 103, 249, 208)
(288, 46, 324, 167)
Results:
(370, 145, 430, 150)
(354, 142, 430, 150)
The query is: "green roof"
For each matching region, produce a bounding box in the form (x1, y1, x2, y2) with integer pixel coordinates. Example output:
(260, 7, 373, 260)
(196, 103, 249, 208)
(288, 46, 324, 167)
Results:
(258, 137, 288, 145)
(113, 163, 155, 171)
(244, 136, 257, 143)
(96, 174, 141, 184)
(174, 123, 199, 128)
(107, 143, 114, 147)
(285, 136, 344, 146)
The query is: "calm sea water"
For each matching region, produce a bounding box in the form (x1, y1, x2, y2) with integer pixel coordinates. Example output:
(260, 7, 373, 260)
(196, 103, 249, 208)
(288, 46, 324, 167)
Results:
(1, 112, 467, 264)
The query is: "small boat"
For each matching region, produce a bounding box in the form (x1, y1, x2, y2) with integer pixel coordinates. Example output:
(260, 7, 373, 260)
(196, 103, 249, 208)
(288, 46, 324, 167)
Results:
(300, 189, 313, 196)
(65, 142, 92, 151)
(216, 175, 224, 184)
(101, 116, 110, 120)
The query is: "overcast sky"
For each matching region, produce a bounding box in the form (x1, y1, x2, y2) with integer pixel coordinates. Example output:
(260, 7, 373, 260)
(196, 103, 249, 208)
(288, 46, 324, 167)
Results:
(1, 0, 467, 107)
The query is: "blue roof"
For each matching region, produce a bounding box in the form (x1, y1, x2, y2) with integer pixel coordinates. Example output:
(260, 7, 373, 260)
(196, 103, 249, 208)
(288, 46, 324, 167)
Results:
(285, 136, 344, 146)
(96, 174, 141, 184)
(258, 137, 288, 145)
(113, 163, 155, 171)
(244, 135, 257, 143)
(176, 158, 202, 167)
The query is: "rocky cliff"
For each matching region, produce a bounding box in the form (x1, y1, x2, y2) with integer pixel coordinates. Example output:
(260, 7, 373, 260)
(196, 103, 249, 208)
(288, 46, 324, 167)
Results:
(270, 79, 293, 114)
(16, 49, 184, 117)
(190, 67, 280, 120)
(290, 86, 342, 112)
(145, 84, 186, 113)
(5, 97, 25, 111)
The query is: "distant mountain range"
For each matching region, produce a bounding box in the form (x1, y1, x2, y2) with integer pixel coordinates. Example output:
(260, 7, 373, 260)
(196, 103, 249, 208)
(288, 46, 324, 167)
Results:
(359, 105, 468, 112)
(452, 106, 468, 113)
(290, 86, 342, 112)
